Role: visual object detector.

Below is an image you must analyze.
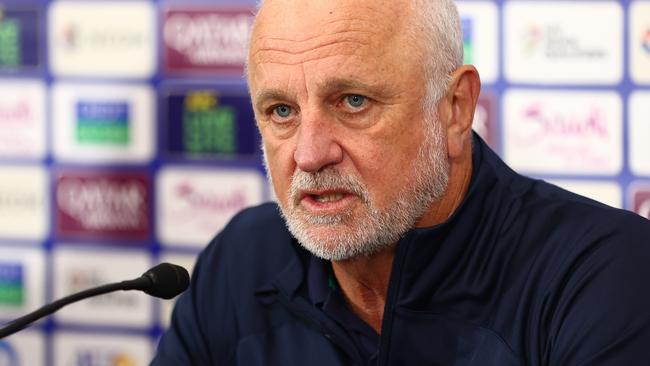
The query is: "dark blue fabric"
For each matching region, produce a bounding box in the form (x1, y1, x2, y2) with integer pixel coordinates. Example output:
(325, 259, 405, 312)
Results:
(306, 256, 380, 365)
(151, 134, 650, 366)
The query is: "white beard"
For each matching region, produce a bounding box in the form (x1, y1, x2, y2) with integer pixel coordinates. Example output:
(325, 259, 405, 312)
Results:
(265, 114, 450, 261)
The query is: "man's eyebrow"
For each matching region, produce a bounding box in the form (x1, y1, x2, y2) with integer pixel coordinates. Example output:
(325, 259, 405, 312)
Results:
(253, 78, 391, 112)
(317, 77, 391, 98)
(254, 89, 291, 113)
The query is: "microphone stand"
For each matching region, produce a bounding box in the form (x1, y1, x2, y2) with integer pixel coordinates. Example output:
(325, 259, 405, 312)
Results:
(0, 262, 189, 339)
(0, 277, 150, 339)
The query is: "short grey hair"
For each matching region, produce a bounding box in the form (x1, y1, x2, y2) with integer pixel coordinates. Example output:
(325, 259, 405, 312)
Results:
(247, 0, 464, 113)
(410, 0, 464, 114)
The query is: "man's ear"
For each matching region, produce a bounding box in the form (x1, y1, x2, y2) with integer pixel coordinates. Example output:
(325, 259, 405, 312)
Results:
(442, 65, 481, 159)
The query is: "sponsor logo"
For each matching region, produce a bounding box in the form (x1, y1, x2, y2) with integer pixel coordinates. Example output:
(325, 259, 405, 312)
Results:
(629, 92, 650, 175)
(55, 172, 150, 241)
(58, 22, 146, 53)
(522, 23, 606, 60)
(75, 101, 130, 145)
(0, 249, 45, 320)
(472, 93, 496, 148)
(632, 188, 650, 220)
(54, 249, 151, 326)
(0, 81, 46, 157)
(163, 89, 257, 158)
(0, 332, 45, 366)
(0, 99, 31, 124)
(0, 187, 43, 214)
(75, 349, 136, 366)
(0, 167, 48, 240)
(0, 7, 39, 70)
(0, 263, 24, 307)
(54, 333, 150, 366)
(642, 28, 650, 54)
(505, 2, 621, 84)
(49, 2, 155, 77)
(515, 103, 608, 144)
(0, 341, 18, 366)
(163, 8, 255, 74)
(157, 168, 264, 246)
(183, 92, 236, 154)
(66, 268, 137, 307)
(504, 90, 621, 174)
(461, 17, 473, 64)
(630, 2, 650, 84)
(456, 1, 499, 83)
(52, 83, 154, 163)
(0, 11, 20, 68)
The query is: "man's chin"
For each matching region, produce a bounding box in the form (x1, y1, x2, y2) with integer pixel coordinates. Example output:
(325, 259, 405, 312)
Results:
(289, 221, 395, 261)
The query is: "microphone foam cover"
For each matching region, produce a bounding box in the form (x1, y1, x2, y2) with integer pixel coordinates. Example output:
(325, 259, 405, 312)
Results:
(142, 263, 190, 299)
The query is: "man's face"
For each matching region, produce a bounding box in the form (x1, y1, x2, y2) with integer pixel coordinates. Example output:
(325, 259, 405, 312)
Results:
(248, 0, 450, 260)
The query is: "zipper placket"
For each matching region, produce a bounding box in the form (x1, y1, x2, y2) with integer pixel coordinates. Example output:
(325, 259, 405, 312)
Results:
(274, 290, 365, 365)
(376, 235, 412, 366)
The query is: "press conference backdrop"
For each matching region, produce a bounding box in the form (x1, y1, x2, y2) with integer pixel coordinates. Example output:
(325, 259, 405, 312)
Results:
(0, 0, 648, 364)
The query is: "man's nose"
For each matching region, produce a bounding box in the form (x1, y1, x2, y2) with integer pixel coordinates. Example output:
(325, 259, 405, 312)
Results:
(293, 114, 343, 173)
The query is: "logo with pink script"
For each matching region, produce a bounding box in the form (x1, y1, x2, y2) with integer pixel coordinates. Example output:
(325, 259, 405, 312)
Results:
(504, 90, 622, 175)
(157, 167, 264, 246)
(632, 187, 650, 220)
(163, 8, 255, 74)
(55, 171, 150, 241)
(472, 93, 497, 149)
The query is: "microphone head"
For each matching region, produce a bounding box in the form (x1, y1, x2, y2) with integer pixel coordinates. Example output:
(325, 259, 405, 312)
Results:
(141, 263, 190, 300)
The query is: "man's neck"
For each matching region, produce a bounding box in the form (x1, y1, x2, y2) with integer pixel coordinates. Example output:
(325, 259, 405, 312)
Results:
(331, 247, 396, 334)
(330, 146, 474, 334)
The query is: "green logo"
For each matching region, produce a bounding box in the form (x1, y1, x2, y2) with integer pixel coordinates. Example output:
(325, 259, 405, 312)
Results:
(0, 12, 20, 67)
(0, 263, 24, 307)
(462, 17, 473, 65)
(183, 92, 237, 155)
(75, 102, 130, 145)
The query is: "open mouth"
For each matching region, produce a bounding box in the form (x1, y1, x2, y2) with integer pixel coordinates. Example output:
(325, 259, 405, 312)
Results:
(312, 192, 345, 203)
(299, 189, 353, 208)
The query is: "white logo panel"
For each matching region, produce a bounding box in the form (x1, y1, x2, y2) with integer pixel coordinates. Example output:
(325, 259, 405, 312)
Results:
(630, 2, 650, 84)
(504, 1, 622, 84)
(54, 332, 152, 366)
(456, 1, 499, 84)
(158, 252, 198, 328)
(0, 331, 45, 366)
(53, 247, 152, 327)
(503, 90, 622, 175)
(0, 79, 46, 160)
(157, 167, 265, 247)
(48, 1, 156, 78)
(629, 92, 650, 176)
(0, 166, 49, 241)
(52, 82, 154, 164)
(0, 247, 46, 321)
(548, 180, 622, 208)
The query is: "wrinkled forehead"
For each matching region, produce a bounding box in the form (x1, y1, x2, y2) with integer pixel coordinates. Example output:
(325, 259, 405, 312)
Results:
(248, 0, 413, 66)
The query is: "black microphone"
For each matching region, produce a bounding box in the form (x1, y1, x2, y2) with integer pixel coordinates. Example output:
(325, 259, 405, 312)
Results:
(0, 262, 190, 339)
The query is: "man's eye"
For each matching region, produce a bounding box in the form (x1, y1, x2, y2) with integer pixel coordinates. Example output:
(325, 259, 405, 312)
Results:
(345, 94, 366, 108)
(273, 104, 292, 118)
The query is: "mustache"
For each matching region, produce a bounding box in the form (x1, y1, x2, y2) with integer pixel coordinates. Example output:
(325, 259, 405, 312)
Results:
(289, 168, 369, 205)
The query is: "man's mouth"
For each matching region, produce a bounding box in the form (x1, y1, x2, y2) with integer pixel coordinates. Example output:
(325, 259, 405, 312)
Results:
(298, 190, 354, 209)
(312, 192, 344, 203)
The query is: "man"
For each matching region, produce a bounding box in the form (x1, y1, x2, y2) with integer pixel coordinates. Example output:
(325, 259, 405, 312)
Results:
(152, 0, 650, 365)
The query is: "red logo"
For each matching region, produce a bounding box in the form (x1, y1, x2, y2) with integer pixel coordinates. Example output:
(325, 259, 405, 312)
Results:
(162, 8, 255, 74)
(55, 171, 151, 241)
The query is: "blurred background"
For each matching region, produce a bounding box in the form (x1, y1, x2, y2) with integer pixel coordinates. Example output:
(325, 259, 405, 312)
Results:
(0, 0, 647, 364)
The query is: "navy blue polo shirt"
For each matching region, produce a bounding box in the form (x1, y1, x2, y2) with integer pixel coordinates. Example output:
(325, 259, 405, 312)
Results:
(306, 256, 380, 365)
